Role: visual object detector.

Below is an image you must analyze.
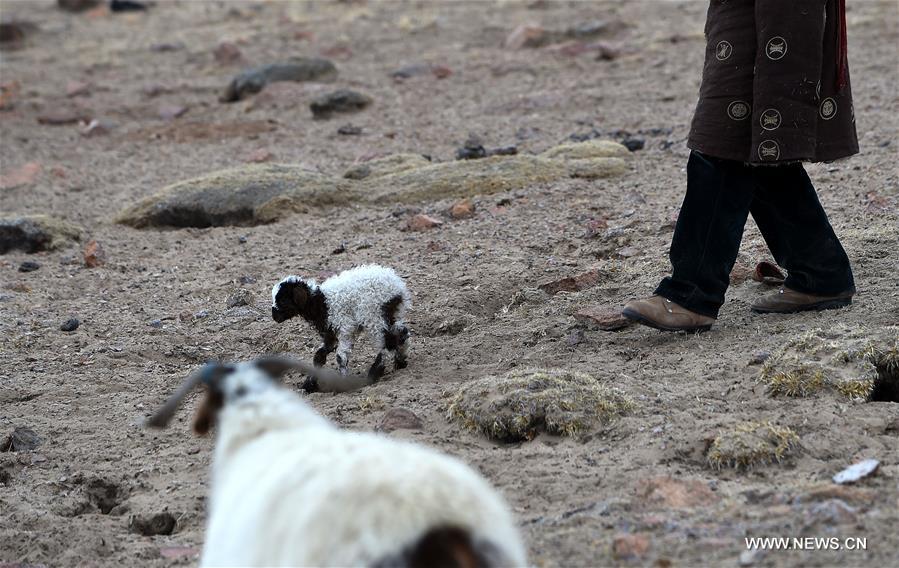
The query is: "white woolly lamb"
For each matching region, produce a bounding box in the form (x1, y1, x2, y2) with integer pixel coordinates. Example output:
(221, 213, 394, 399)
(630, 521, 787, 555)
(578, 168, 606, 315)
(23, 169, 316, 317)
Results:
(271, 264, 411, 388)
(147, 357, 527, 568)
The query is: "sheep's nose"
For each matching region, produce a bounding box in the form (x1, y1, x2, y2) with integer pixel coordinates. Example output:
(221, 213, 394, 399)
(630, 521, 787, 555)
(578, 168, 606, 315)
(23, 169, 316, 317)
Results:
(271, 308, 284, 322)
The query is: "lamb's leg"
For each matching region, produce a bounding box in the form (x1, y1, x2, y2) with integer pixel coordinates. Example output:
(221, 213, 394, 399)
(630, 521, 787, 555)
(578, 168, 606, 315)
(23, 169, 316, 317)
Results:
(390, 323, 410, 370)
(335, 333, 354, 376)
(313, 332, 337, 367)
(367, 329, 388, 380)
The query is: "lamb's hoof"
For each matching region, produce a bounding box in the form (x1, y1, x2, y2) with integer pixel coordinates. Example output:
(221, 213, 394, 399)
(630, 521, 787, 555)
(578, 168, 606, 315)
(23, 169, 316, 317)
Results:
(394, 359, 408, 370)
(300, 376, 320, 393)
(367, 365, 385, 381)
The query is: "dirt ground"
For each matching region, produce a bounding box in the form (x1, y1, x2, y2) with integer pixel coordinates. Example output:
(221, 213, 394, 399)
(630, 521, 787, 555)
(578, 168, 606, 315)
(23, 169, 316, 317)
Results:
(1, 1, 898, 566)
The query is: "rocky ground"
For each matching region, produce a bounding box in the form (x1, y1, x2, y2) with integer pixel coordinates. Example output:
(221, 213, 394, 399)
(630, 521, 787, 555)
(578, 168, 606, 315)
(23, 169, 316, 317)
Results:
(1, 1, 897, 566)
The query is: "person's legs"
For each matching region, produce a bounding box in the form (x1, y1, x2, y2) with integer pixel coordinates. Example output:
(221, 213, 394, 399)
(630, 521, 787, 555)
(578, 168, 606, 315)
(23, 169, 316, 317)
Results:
(748, 164, 855, 295)
(653, 151, 756, 318)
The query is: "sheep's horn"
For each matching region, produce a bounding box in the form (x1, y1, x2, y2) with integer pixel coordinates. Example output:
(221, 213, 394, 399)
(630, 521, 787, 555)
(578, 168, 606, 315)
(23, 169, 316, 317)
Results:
(145, 363, 230, 429)
(255, 355, 374, 393)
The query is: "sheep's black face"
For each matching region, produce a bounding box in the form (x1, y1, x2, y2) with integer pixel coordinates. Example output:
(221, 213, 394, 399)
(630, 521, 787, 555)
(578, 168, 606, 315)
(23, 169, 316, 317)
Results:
(271, 279, 308, 323)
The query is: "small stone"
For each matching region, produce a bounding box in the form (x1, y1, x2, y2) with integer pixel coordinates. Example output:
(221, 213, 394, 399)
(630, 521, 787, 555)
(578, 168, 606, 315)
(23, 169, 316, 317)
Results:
(612, 533, 650, 560)
(214, 41, 243, 64)
(226, 288, 253, 308)
(129, 512, 176, 536)
(221, 58, 337, 102)
(0, 22, 32, 50)
(331, 243, 346, 255)
(583, 218, 608, 239)
(18, 261, 40, 272)
(487, 145, 518, 157)
(238, 236, 248, 244)
(57, 0, 102, 12)
(0, 162, 41, 190)
(833, 459, 880, 485)
(244, 149, 272, 163)
(193, 309, 209, 320)
(158, 104, 188, 120)
(238, 275, 256, 285)
(377, 408, 423, 432)
(622, 137, 645, 151)
(730, 259, 754, 285)
(310, 89, 372, 119)
(343, 164, 372, 180)
(148, 319, 163, 328)
(60, 318, 80, 332)
(449, 198, 475, 219)
(747, 350, 771, 366)
(566, 330, 585, 346)
(38, 110, 90, 125)
(739, 549, 765, 566)
(110, 0, 147, 12)
(538, 269, 602, 295)
(1, 426, 41, 452)
(617, 246, 640, 258)
(83, 239, 106, 267)
(65, 80, 91, 97)
(337, 124, 362, 136)
(149, 42, 183, 52)
(574, 306, 631, 331)
(407, 214, 443, 231)
(455, 135, 487, 160)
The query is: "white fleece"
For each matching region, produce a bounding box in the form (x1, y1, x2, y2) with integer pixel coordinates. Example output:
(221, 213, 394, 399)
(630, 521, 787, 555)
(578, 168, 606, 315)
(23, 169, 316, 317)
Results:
(200, 366, 527, 567)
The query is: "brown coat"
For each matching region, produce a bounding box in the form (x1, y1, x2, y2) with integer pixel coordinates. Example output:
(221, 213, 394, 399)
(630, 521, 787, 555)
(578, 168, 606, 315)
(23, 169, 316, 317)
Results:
(688, 0, 858, 164)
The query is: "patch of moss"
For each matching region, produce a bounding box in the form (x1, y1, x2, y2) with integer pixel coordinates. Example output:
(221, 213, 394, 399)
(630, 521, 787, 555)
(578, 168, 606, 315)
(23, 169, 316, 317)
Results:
(446, 368, 634, 443)
(706, 421, 800, 470)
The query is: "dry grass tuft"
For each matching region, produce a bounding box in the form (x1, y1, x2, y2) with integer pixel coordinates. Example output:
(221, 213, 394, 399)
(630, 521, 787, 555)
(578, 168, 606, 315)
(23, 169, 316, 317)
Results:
(706, 421, 800, 470)
(446, 368, 634, 443)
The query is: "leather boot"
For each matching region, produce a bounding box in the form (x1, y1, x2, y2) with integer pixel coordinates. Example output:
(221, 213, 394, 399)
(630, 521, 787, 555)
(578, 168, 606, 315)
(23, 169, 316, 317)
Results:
(751, 287, 854, 314)
(622, 296, 716, 332)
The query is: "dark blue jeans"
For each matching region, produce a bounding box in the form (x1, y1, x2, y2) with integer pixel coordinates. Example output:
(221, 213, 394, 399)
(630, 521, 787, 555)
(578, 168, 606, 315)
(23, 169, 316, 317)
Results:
(656, 151, 855, 318)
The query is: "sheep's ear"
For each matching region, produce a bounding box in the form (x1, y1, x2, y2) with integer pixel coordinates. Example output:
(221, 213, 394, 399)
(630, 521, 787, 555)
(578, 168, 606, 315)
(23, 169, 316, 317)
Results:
(193, 388, 224, 436)
(291, 281, 309, 306)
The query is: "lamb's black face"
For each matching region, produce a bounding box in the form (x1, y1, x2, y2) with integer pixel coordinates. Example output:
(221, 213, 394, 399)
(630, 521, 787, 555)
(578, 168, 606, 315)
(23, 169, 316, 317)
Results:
(271, 279, 307, 323)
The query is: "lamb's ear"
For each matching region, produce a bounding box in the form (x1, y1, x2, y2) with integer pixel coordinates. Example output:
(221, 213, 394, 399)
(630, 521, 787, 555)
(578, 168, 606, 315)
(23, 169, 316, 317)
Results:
(193, 388, 224, 436)
(291, 281, 309, 307)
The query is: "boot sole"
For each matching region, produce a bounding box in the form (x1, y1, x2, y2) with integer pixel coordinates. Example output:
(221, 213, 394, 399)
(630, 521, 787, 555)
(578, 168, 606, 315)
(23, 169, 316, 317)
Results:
(621, 308, 713, 333)
(751, 297, 852, 314)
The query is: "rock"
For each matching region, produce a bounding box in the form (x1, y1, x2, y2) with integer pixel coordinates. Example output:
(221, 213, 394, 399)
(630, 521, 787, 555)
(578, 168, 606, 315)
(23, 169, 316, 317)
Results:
(759, 326, 897, 399)
(57, 0, 102, 12)
(449, 198, 475, 219)
(706, 421, 800, 470)
(505, 24, 546, 49)
(538, 269, 602, 295)
(407, 214, 443, 231)
(566, 330, 585, 346)
(81, 118, 113, 137)
(244, 149, 273, 163)
(456, 135, 487, 160)
(377, 408, 423, 432)
(37, 110, 90, 125)
(110, 0, 147, 12)
(617, 246, 640, 258)
(447, 368, 634, 442)
(0, 214, 83, 253)
(574, 307, 631, 331)
(148, 319, 163, 329)
(1, 426, 41, 452)
(634, 476, 719, 509)
(18, 260, 40, 272)
(833, 459, 880, 485)
(747, 350, 771, 366)
(83, 239, 106, 267)
(730, 258, 754, 285)
(0, 21, 36, 50)
(337, 124, 362, 136)
(622, 137, 645, 151)
(583, 218, 608, 239)
(226, 288, 253, 308)
(213, 41, 242, 65)
(114, 164, 354, 228)
(60, 317, 80, 332)
(221, 58, 337, 102)
(0, 162, 41, 190)
(390, 63, 451, 81)
(158, 104, 188, 120)
(612, 533, 650, 560)
(65, 80, 91, 97)
(129, 512, 176, 536)
(487, 145, 518, 157)
(310, 89, 372, 119)
(343, 154, 431, 180)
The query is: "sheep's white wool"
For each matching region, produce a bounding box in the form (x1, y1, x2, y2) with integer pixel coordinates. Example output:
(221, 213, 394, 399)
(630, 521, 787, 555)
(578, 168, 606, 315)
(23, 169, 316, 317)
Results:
(318, 264, 410, 333)
(200, 365, 527, 567)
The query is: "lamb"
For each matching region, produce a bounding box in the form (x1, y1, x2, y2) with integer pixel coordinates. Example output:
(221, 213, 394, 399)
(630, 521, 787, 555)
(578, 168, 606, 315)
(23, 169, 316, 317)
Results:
(146, 356, 528, 568)
(271, 264, 411, 387)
